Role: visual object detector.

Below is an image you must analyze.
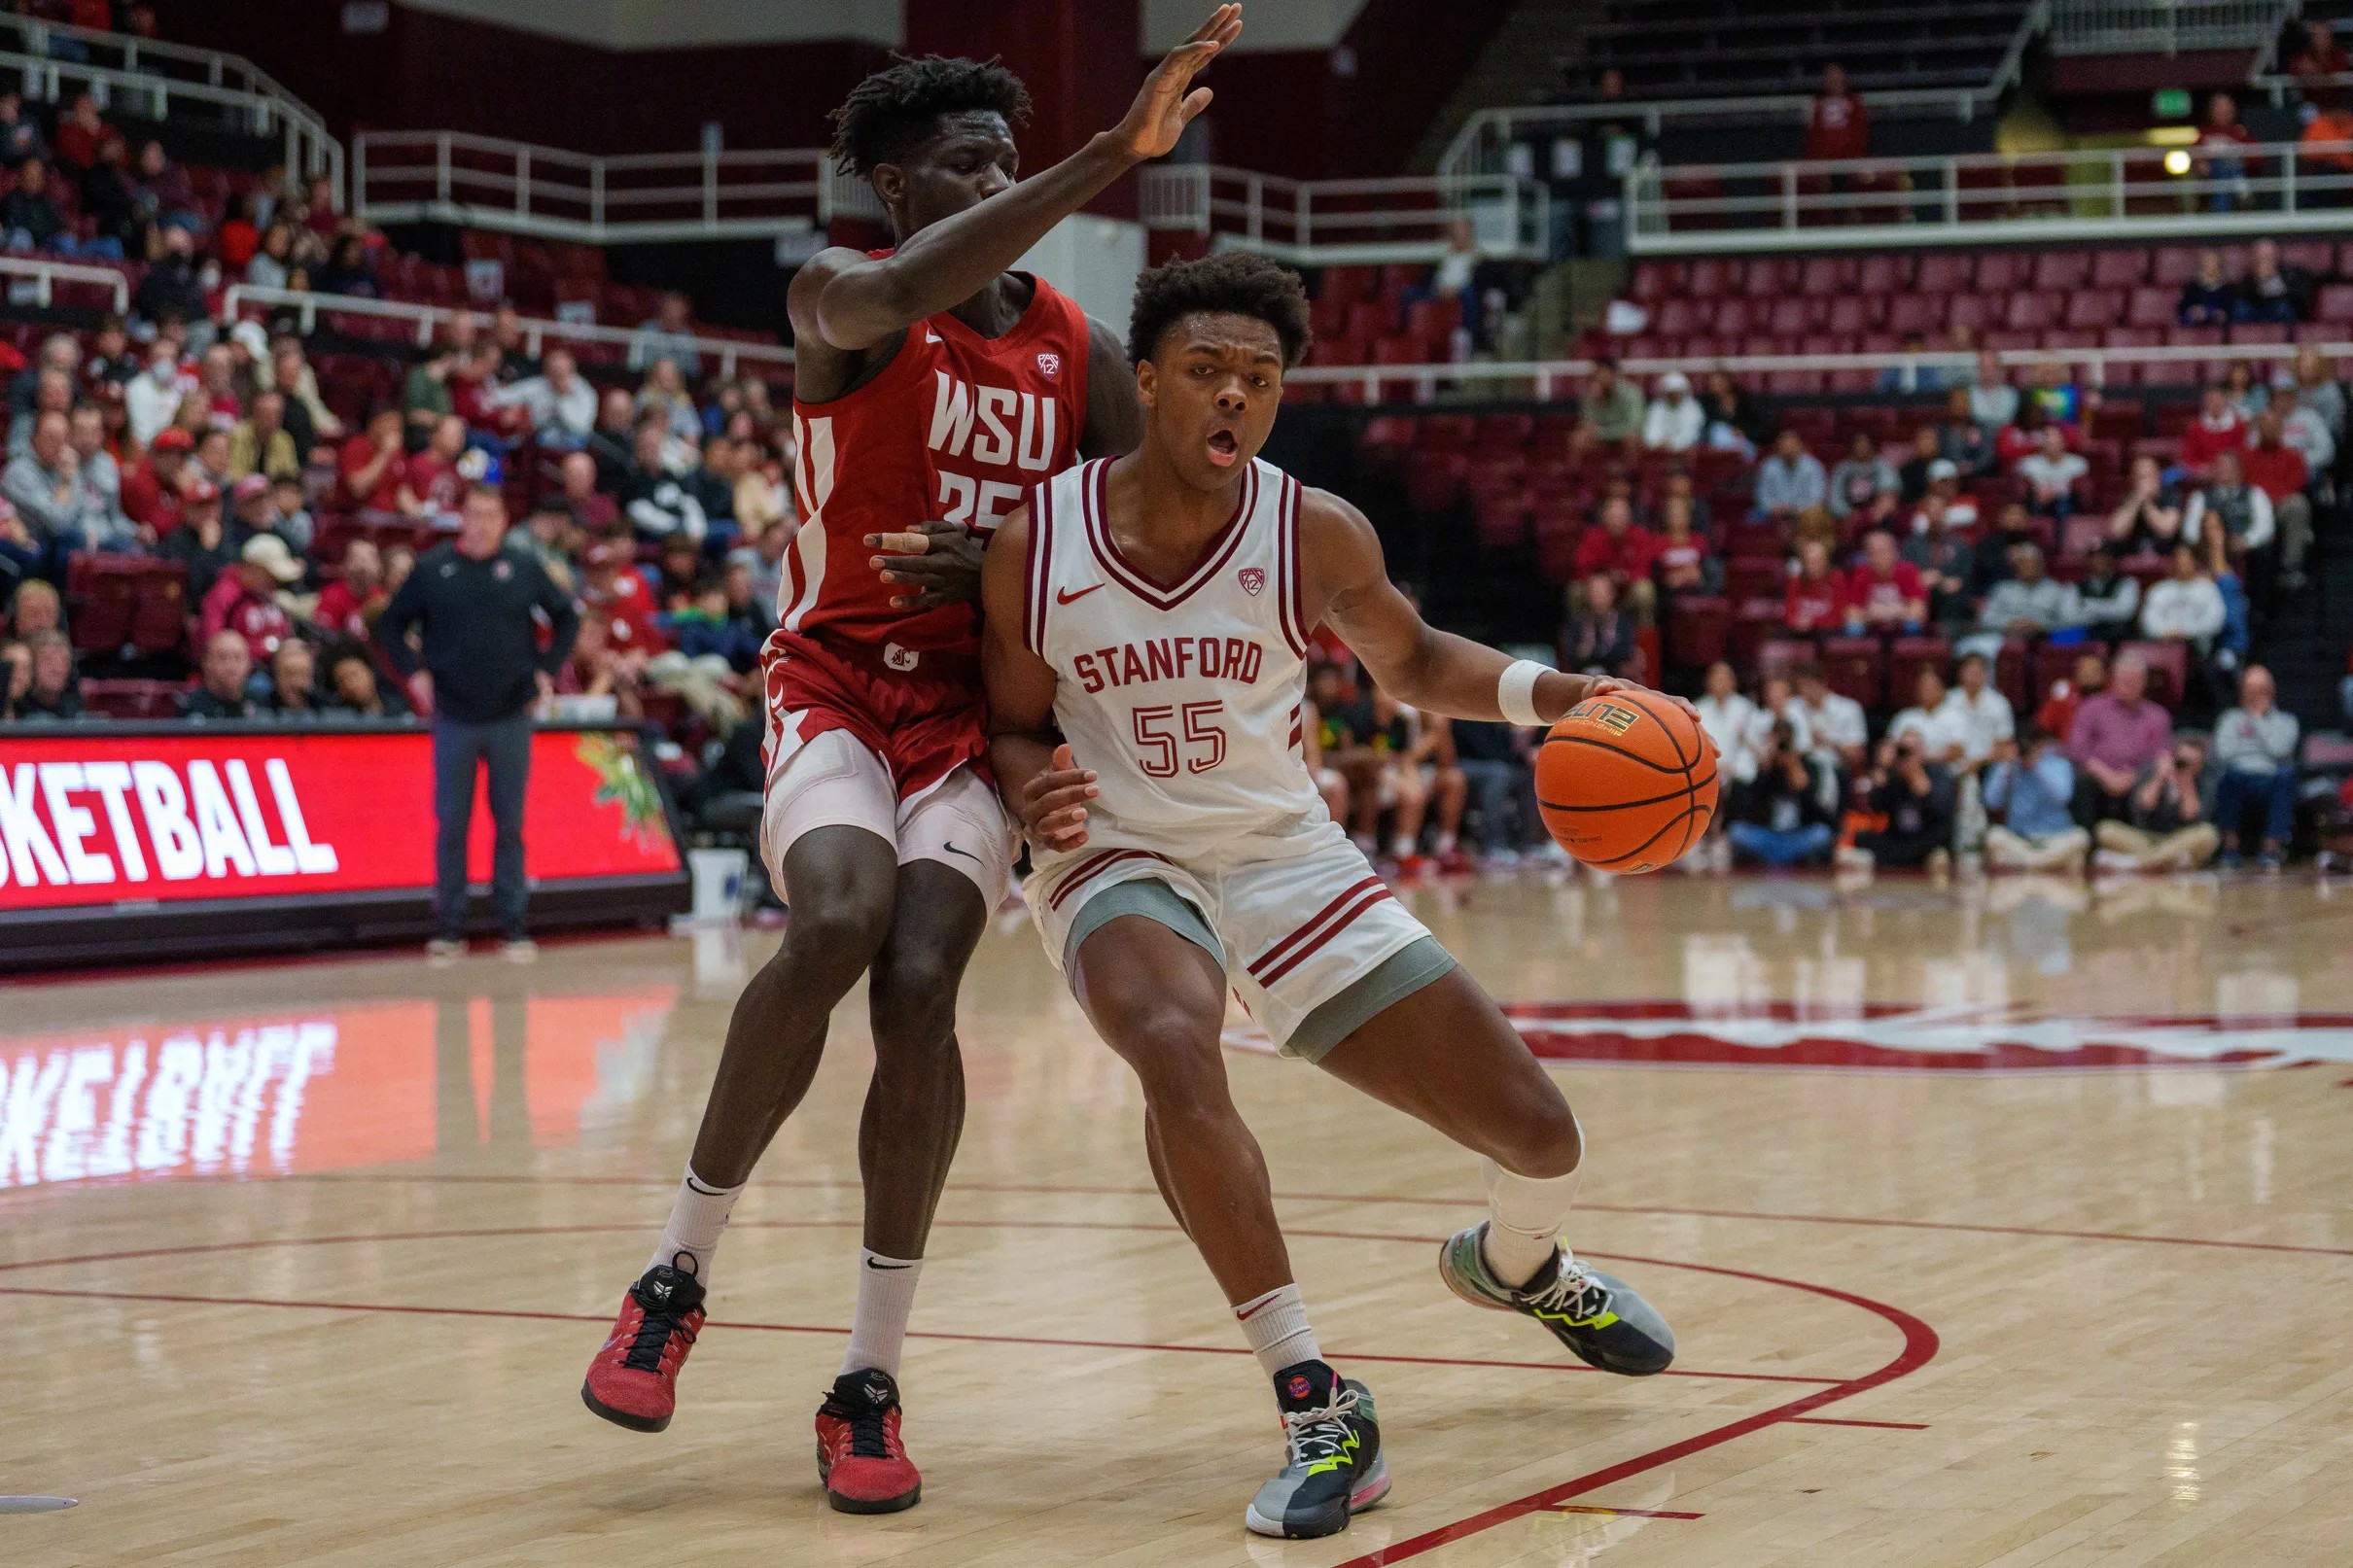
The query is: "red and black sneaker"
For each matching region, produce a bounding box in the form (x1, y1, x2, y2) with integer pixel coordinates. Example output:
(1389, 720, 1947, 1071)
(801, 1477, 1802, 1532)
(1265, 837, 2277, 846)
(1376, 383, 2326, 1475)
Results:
(814, 1369, 923, 1514)
(580, 1263, 706, 1433)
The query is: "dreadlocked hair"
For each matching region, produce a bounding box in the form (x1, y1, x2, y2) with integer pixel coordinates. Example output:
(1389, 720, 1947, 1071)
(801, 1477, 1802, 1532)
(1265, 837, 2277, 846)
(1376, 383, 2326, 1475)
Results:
(828, 55, 1032, 178)
(1128, 252, 1315, 369)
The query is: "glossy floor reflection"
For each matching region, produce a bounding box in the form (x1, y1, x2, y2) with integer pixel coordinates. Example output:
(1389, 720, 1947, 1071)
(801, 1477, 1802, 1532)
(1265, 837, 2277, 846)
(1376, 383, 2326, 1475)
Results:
(4, 871, 2351, 1567)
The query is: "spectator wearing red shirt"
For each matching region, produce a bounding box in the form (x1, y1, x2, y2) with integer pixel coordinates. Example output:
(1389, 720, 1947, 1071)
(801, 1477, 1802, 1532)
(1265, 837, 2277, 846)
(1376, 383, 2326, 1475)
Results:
(120, 425, 192, 537)
(1785, 539, 1846, 633)
(1573, 495, 1663, 619)
(2036, 649, 2106, 747)
(1806, 64, 1870, 160)
(2241, 408, 2313, 586)
(578, 537, 669, 656)
(1843, 528, 1927, 634)
(2179, 384, 2249, 473)
(339, 405, 407, 515)
(200, 533, 302, 664)
(402, 413, 470, 525)
(51, 93, 109, 175)
(314, 537, 389, 643)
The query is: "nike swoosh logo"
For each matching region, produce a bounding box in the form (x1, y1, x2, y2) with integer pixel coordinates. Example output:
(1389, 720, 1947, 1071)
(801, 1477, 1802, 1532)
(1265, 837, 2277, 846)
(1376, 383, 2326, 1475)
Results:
(940, 841, 979, 860)
(1056, 583, 1104, 605)
(865, 1260, 916, 1271)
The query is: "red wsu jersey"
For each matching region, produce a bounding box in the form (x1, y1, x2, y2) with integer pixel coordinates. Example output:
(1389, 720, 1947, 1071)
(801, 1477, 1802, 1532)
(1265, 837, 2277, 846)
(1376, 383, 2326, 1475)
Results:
(781, 266, 1091, 664)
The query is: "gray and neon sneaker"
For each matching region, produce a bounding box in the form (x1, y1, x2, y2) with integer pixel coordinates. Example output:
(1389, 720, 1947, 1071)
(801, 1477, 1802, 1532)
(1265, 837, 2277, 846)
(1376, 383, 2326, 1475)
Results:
(1243, 1361, 1390, 1539)
(1439, 1223, 1675, 1376)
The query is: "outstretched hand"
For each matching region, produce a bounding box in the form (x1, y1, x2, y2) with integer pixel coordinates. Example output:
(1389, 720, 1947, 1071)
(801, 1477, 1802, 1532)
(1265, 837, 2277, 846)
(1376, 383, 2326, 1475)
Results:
(1019, 742, 1097, 854)
(1113, 4, 1242, 161)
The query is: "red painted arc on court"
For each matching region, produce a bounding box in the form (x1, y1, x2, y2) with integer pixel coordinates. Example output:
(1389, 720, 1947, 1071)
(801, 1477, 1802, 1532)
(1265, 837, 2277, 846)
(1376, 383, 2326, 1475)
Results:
(0, 1216, 1939, 1567)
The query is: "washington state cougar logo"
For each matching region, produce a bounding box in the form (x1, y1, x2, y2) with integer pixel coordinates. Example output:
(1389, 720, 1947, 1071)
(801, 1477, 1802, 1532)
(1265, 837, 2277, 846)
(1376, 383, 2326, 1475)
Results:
(1036, 351, 1061, 381)
(1237, 567, 1266, 596)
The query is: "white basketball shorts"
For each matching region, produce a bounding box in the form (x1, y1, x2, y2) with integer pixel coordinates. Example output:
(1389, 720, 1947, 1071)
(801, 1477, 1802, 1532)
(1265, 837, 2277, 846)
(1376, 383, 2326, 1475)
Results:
(1025, 817, 1454, 1061)
(759, 725, 1013, 904)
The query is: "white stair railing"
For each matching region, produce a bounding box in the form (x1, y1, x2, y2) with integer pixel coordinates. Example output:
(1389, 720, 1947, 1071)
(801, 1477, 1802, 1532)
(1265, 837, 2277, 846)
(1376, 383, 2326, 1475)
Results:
(2051, 0, 2298, 53)
(0, 254, 127, 312)
(354, 130, 878, 245)
(0, 12, 339, 203)
(1138, 164, 1551, 264)
(1624, 136, 2353, 252)
(1439, 3, 2049, 182)
(220, 285, 793, 379)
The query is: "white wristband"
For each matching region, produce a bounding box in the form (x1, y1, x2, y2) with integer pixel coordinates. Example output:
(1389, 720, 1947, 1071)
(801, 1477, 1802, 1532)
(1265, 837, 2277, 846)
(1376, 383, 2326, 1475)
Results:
(1497, 659, 1549, 728)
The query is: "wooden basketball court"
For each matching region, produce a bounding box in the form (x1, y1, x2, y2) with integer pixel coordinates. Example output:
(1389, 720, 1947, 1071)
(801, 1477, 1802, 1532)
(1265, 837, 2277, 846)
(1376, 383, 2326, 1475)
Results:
(6, 871, 2351, 1565)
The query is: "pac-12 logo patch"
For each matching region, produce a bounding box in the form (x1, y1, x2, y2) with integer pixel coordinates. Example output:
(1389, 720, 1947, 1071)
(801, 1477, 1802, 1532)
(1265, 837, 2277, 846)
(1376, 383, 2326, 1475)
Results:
(1036, 351, 1062, 381)
(1237, 567, 1266, 596)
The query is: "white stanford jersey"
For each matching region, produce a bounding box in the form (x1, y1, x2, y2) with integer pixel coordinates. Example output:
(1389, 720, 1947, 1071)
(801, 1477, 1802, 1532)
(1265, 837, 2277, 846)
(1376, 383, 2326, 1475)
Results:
(1022, 456, 1323, 860)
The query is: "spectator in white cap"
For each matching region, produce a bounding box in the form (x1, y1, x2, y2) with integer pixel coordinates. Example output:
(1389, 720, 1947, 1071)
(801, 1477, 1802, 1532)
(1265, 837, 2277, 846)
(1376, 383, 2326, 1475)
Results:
(1642, 369, 1703, 452)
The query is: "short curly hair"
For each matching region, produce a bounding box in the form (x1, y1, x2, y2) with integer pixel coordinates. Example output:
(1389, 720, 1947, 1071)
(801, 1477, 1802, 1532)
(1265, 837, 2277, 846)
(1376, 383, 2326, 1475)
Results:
(1128, 252, 1314, 369)
(829, 55, 1032, 178)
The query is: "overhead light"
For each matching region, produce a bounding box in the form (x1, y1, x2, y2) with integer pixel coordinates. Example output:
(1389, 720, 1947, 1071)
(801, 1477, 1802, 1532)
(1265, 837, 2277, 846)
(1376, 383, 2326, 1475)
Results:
(2163, 149, 2193, 176)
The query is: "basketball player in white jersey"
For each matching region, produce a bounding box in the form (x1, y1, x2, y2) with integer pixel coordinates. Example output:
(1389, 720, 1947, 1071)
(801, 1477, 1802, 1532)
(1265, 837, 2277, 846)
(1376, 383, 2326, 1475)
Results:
(979, 253, 1680, 1541)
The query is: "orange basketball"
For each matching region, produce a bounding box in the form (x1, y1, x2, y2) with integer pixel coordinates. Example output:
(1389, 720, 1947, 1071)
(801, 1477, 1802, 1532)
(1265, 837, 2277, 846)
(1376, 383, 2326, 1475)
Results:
(1535, 689, 1719, 874)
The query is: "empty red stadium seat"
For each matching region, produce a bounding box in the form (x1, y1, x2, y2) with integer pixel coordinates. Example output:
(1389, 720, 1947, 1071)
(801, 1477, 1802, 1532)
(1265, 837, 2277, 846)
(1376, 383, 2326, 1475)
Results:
(1665, 594, 1729, 672)
(1976, 253, 2029, 294)
(2090, 249, 2150, 288)
(2031, 252, 2090, 290)
(1915, 254, 1974, 295)
(1819, 636, 1883, 709)
(1994, 640, 2031, 711)
(2063, 290, 2123, 329)
(1886, 636, 1953, 707)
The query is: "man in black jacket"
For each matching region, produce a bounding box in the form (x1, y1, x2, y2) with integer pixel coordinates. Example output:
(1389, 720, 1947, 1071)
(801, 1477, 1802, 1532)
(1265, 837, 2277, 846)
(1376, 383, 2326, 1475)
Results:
(376, 482, 579, 958)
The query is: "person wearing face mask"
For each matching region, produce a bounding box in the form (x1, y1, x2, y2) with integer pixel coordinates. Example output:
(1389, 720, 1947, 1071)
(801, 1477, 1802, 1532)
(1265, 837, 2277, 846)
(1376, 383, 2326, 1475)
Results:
(125, 341, 191, 452)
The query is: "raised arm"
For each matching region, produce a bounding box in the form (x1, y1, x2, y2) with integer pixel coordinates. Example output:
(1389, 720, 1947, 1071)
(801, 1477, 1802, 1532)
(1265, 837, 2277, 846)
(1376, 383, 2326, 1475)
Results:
(982, 503, 1097, 853)
(788, 7, 1239, 355)
(1298, 485, 1669, 723)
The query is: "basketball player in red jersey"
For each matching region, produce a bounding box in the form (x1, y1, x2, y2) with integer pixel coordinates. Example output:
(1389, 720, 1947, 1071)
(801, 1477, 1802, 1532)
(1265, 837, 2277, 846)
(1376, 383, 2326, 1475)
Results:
(982, 254, 1681, 1539)
(579, 9, 1244, 1516)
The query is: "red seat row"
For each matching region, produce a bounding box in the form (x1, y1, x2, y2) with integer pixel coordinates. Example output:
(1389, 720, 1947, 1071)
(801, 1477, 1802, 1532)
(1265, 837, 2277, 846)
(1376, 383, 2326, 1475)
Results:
(1629, 243, 2348, 303)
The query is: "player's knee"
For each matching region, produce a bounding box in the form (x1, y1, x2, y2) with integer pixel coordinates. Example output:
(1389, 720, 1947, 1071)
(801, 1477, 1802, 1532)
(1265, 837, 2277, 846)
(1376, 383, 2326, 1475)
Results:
(867, 949, 961, 1048)
(781, 882, 896, 973)
(1490, 1096, 1583, 1179)
(1110, 1006, 1230, 1105)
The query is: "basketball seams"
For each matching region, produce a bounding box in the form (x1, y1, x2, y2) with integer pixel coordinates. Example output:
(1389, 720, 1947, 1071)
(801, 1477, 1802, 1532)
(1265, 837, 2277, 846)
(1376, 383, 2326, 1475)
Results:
(1539, 734, 1692, 775)
(1538, 771, 1718, 815)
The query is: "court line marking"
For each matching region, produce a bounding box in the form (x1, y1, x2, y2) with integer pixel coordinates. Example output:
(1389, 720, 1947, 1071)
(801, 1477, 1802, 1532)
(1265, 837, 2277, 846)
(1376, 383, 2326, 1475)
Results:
(1324, 1247, 1941, 1568)
(0, 1221, 1848, 1387)
(1550, 1504, 1703, 1519)
(1786, 1415, 1929, 1430)
(0, 1222, 1938, 1557)
(240, 1173, 2353, 1260)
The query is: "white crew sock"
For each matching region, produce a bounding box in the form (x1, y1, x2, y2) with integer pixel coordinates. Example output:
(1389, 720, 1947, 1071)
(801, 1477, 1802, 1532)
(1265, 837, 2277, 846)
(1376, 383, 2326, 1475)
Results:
(1390, 834, 1416, 858)
(1352, 832, 1379, 855)
(1435, 830, 1457, 854)
(646, 1166, 745, 1283)
(1480, 1153, 1584, 1290)
(839, 1250, 924, 1379)
(1235, 1282, 1323, 1377)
